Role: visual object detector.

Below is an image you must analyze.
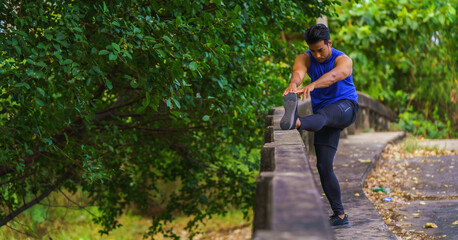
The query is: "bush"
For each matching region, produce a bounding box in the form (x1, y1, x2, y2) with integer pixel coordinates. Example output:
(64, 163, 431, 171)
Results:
(331, 0, 457, 138)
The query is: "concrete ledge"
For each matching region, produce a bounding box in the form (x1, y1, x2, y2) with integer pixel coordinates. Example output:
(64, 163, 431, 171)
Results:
(253, 172, 334, 240)
(254, 121, 333, 239)
(253, 230, 329, 240)
(357, 92, 397, 121)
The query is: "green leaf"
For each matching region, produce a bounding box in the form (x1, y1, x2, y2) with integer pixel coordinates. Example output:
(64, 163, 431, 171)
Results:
(36, 61, 47, 67)
(112, 21, 121, 27)
(44, 32, 53, 40)
(136, 106, 146, 114)
(103, 1, 108, 12)
(112, 42, 120, 52)
(143, 93, 150, 107)
(123, 50, 132, 59)
(162, 35, 172, 44)
(35, 98, 45, 106)
(14, 46, 22, 55)
(98, 50, 110, 55)
(156, 49, 165, 57)
(36, 87, 46, 96)
(105, 79, 113, 89)
(130, 80, 139, 88)
(14, 82, 31, 89)
(173, 99, 181, 109)
(61, 59, 73, 65)
(153, 43, 164, 49)
(234, 5, 241, 14)
(202, 115, 210, 121)
(166, 99, 171, 108)
(14, 29, 28, 37)
(189, 62, 198, 71)
(55, 32, 66, 41)
(109, 53, 117, 61)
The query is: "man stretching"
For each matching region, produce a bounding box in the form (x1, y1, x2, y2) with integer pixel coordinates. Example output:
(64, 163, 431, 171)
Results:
(280, 24, 359, 229)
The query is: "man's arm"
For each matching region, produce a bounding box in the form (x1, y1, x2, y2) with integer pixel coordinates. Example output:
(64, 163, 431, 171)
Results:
(295, 55, 353, 100)
(282, 54, 310, 96)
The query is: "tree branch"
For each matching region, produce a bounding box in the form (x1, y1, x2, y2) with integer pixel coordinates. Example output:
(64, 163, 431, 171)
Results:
(0, 165, 75, 227)
(57, 188, 96, 217)
(4, 224, 39, 239)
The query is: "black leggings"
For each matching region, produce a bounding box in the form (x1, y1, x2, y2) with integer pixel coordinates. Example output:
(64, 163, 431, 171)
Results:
(299, 99, 359, 215)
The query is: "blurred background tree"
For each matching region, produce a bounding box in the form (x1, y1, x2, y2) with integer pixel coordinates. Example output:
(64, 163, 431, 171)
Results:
(330, 0, 457, 138)
(0, 0, 335, 238)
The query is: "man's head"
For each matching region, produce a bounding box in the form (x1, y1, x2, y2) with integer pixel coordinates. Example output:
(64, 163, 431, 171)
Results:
(304, 24, 332, 63)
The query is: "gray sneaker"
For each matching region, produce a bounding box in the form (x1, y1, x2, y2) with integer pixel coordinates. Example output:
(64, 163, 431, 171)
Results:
(280, 93, 298, 130)
(330, 214, 351, 229)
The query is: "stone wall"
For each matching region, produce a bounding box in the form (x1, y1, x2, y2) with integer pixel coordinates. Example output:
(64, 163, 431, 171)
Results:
(252, 92, 397, 240)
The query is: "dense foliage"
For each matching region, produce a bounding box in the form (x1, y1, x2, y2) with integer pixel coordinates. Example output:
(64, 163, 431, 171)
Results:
(0, 0, 334, 237)
(330, 0, 457, 138)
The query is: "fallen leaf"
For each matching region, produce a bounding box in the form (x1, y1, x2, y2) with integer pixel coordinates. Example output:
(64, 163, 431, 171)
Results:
(358, 159, 371, 163)
(452, 221, 458, 225)
(423, 222, 438, 228)
(354, 193, 360, 197)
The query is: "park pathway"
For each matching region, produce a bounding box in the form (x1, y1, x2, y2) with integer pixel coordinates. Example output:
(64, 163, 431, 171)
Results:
(309, 131, 405, 240)
(394, 140, 457, 239)
(309, 133, 458, 240)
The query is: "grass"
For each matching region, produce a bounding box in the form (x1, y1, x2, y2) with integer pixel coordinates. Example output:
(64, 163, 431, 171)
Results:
(402, 134, 454, 154)
(0, 190, 253, 240)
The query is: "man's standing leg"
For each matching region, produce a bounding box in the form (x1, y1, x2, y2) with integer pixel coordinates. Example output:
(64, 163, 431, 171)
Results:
(314, 127, 351, 228)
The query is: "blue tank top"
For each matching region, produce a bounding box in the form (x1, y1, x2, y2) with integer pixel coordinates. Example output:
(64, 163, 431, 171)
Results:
(307, 48, 358, 112)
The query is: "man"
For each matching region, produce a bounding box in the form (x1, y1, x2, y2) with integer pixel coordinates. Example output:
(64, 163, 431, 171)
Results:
(280, 24, 359, 229)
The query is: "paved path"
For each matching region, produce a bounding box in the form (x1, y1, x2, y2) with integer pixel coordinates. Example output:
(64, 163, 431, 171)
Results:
(309, 131, 405, 240)
(399, 155, 456, 198)
(397, 154, 457, 239)
(399, 140, 457, 239)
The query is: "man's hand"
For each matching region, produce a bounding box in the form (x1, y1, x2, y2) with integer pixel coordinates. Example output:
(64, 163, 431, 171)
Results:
(294, 83, 315, 101)
(282, 83, 298, 96)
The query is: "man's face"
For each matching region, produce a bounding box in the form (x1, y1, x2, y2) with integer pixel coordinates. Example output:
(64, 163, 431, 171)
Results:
(308, 40, 332, 63)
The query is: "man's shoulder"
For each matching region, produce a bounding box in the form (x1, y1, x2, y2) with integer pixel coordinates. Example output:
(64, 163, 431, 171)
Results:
(295, 53, 311, 68)
(299, 52, 312, 62)
(333, 48, 352, 62)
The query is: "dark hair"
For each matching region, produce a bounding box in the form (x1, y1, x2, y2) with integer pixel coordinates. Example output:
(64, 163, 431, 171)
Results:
(304, 24, 330, 45)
